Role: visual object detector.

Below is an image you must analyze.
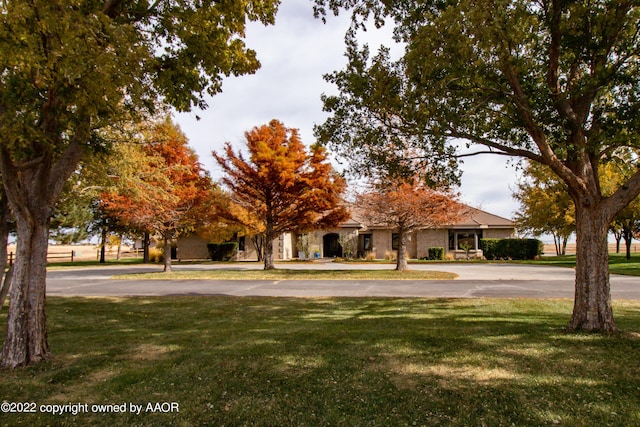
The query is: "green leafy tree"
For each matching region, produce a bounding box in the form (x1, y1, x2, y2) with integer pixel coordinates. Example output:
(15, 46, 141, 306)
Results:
(513, 161, 575, 255)
(315, 42, 460, 188)
(600, 151, 640, 260)
(55, 127, 159, 263)
(102, 118, 217, 273)
(314, 0, 640, 332)
(214, 120, 350, 270)
(0, 0, 279, 368)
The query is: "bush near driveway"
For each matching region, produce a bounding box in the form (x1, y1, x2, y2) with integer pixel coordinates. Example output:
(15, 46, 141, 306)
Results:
(481, 238, 544, 260)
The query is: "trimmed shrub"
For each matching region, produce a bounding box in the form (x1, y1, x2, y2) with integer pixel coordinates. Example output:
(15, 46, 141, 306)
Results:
(207, 242, 238, 261)
(427, 247, 445, 260)
(480, 238, 543, 260)
(480, 239, 500, 260)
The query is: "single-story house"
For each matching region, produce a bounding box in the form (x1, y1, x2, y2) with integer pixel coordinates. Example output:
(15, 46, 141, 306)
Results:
(176, 205, 514, 261)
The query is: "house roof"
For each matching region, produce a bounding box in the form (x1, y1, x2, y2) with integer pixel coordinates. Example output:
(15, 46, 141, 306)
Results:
(449, 206, 514, 229)
(338, 217, 365, 229)
(341, 204, 514, 230)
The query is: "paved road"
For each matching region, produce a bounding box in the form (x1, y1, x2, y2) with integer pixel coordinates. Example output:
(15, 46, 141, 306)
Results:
(46, 263, 640, 299)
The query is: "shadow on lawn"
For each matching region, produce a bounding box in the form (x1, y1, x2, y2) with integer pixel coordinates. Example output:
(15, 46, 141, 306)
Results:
(2, 297, 640, 426)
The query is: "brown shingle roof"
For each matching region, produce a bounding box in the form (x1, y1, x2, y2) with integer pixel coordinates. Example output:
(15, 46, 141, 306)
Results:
(341, 204, 513, 229)
(449, 206, 514, 229)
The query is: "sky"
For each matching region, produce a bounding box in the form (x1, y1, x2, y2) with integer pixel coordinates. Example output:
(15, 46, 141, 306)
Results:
(174, 1, 522, 221)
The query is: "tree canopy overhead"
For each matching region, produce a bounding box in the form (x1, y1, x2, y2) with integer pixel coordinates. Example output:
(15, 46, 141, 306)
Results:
(314, 0, 640, 331)
(0, 0, 280, 368)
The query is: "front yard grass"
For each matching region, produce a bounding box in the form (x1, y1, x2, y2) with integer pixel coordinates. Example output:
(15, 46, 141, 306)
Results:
(525, 253, 640, 276)
(2, 297, 640, 426)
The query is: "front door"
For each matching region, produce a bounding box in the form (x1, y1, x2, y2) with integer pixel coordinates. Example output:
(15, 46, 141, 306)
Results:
(323, 233, 342, 258)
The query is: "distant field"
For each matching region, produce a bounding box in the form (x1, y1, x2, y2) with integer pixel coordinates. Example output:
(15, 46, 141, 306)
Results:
(542, 243, 640, 256)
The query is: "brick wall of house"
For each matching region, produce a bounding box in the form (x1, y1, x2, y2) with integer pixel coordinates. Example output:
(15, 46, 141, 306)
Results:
(176, 235, 210, 260)
(236, 236, 258, 261)
(368, 229, 421, 259)
(416, 229, 448, 259)
(236, 234, 293, 261)
(407, 233, 418, 258)
(483, 229, 514, 239)
(370, 230, 390, 259)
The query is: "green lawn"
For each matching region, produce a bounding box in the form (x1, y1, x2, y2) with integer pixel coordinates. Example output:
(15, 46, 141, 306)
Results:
(526, 253, 640, 276)
(2, 297, 640, 426)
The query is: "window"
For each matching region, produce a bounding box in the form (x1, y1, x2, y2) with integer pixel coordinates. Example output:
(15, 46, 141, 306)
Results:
(448, 230, 483, 250)
(362, 234, 372, 251)
(392, 233, 399, 250)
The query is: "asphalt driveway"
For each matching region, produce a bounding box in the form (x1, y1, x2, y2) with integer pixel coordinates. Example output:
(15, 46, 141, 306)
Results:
(46, 262, 640, 299)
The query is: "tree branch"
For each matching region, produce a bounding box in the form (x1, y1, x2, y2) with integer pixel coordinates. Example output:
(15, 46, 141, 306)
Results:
(455, 150, 518, 159)
(103, 0, 125, 18)
(49, 126, 89, 205)
(605, 167, 640, 222)
(545, 0, 581, 131)
(446, 130, 544, 163)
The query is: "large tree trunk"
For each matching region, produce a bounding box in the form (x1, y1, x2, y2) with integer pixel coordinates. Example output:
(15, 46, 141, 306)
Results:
(0, 134, 84, 367)
(263, 231, 275, 270)
(1, 216, 51, 368)
(143, 232, 150, 263)
(263, 208, 275, 270)
(568, 203, 616, 332)
(395, 229, 409, 271)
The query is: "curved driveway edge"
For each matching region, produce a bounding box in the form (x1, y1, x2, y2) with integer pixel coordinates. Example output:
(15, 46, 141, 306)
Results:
(45, 263, 640, 299)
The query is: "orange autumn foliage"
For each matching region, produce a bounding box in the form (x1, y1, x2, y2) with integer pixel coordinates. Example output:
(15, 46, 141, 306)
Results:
(356, 180, 466, 271)
(101, 118, 215, 271)
(214, 119, 349, 269)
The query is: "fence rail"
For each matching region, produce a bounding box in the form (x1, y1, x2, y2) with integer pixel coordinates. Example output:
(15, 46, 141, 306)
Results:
(6, 249, 145, 266)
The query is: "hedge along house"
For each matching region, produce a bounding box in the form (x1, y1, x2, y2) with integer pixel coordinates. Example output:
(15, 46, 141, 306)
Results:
(175, 205, 514, 261)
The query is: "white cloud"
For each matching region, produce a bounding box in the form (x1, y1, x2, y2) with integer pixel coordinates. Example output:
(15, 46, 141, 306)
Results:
(174, 1, 520, 220)
(459, 154, 520, 219)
